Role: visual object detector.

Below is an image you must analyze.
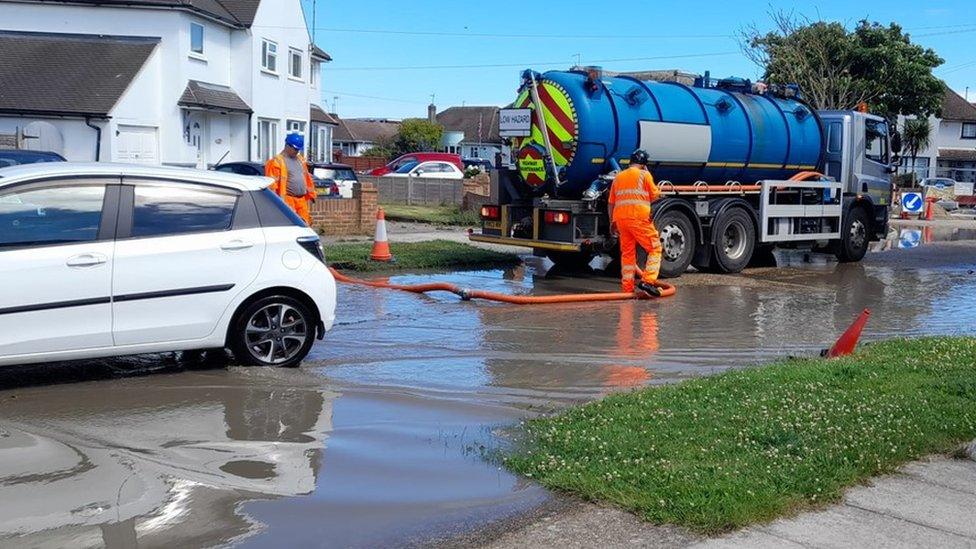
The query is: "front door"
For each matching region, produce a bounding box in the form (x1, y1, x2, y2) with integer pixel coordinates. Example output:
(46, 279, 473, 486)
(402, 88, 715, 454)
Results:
(0, 179, 117, 358)
(111, 179, 265, 346)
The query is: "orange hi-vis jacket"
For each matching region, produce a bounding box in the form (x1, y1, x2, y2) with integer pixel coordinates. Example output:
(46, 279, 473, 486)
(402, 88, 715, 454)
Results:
(608, 166, 660, 222)
(264, 153, 316, 200)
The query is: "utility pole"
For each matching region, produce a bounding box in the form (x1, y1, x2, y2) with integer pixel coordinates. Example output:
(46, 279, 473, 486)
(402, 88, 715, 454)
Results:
(333, 95, 339, 115)
(574, 53, 581, 67)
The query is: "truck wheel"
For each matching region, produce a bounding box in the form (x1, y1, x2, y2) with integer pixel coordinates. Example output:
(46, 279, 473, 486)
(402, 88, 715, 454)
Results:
(835, 207, 870, 263)
(710, 208, 755, 273)
(655, 210, 696, 279)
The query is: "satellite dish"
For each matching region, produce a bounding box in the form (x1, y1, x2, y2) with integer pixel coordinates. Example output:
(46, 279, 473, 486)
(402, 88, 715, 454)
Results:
(21, 121, 64, 154)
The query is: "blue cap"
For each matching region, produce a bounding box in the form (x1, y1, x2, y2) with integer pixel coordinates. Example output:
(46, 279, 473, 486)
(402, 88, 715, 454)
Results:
(285, 133, 304, 151)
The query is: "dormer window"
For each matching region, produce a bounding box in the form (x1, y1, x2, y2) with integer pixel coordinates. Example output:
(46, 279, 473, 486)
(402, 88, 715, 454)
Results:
(190, 23, 204, 56)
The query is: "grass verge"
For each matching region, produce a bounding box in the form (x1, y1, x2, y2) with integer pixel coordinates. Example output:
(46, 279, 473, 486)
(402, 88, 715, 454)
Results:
(504, 337, 976, 534)
(381, 204, 481, 226)
(326, 239, 519, 272)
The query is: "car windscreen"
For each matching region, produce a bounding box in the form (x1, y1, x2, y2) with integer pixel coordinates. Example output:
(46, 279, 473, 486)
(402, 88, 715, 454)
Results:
(391, 157, 416, 170)
(0, 152, 64, 166)
(316, 168, 358, 181)
(394, 161, 419, 174)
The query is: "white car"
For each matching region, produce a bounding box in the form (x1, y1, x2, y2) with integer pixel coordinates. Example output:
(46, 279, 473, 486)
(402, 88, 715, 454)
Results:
(384, 160, 464, 180)
(0, 163, 336, 368)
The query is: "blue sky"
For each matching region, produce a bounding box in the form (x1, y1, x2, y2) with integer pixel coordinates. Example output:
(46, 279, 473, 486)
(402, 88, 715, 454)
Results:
(300, 0, 976, 119)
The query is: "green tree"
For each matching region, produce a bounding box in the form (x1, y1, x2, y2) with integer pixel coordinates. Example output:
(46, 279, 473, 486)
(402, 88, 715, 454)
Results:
(742, 12, 944, 118)
(394, 119, 443, 155)
(901, 117, 932, 186)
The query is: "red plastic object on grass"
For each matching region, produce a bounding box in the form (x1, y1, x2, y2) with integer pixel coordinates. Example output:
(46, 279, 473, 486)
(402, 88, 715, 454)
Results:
(823, 309, 871, 358)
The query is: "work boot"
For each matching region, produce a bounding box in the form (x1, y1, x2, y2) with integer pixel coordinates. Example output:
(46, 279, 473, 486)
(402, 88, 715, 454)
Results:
(637, 281, 661, 298)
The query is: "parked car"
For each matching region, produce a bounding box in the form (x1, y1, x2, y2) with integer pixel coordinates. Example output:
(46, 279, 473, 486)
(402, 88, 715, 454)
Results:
(369, 153, 463, 176)
(215, 160, 340, 197)
(0, 149, 66, 168)
(213, 160, 264, 176)
(920, 177, 957, 190)
(0, 162, 336, 368)
(463, 158, 493, 172)
(311, 162, 358, 198)
(383, 160, 464, 180)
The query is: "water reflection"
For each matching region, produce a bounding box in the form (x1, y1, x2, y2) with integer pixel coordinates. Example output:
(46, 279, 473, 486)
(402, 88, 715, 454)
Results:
(0, 370, 335, 547)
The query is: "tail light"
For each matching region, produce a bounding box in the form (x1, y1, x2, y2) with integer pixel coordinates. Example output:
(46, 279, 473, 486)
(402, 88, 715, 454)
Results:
(480, 205, 501, 220)
(544, 210, 571, 225)
(297, 235, 326, 263)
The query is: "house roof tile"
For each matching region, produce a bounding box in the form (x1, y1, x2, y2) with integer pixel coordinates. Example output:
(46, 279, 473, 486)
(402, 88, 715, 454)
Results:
(310, 104, 338, 125)
(333, 118, 400, 143)
(0, 30, 159, 117)
(178, 79, 251, 113)
(5, 0, 262, 27)
(942, 87, 976, 122)
(436, 106, 501, 144)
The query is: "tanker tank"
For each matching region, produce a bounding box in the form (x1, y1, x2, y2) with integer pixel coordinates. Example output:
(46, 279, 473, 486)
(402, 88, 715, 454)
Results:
(511, 69, 825, 199)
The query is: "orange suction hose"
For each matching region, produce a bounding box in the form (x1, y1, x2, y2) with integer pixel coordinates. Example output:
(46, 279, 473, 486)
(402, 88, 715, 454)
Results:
(328, 267, 675, 304)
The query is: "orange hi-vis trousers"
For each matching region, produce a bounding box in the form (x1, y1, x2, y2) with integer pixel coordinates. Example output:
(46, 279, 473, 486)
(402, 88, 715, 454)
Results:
(618, 218, 662, 293)
(284, 195, 312, 225)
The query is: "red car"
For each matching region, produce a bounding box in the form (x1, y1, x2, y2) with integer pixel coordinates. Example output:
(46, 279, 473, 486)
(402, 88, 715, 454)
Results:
(369, 152, 463, 176)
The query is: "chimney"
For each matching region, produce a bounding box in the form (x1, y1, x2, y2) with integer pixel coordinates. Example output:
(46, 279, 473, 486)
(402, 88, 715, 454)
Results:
(428, 103, 437, 124)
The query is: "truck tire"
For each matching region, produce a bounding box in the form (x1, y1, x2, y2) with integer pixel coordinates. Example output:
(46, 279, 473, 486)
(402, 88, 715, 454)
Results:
(655, 209, 696, 279)
(710, 208, 755, 274)
(835, 206, 870, 263)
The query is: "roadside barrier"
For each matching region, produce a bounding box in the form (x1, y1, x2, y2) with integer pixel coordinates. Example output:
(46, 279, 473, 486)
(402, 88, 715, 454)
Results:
(328, 268, 675, 304)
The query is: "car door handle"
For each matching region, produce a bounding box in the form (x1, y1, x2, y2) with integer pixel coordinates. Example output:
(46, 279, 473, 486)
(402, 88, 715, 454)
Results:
(66, 253, 108, 268)
(221, 240, 254, 251)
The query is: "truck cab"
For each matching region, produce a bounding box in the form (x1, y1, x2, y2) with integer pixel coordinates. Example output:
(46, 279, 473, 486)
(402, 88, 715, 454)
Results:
(820, 111, 896, 224)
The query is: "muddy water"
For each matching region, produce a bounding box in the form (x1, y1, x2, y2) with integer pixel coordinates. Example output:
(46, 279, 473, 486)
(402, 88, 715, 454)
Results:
(1, 238, 975, 548)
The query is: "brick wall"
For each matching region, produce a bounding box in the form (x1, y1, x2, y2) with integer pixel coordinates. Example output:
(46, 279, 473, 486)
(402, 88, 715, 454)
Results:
(333, 154, 388, 173)
(309, 181, 378, 236)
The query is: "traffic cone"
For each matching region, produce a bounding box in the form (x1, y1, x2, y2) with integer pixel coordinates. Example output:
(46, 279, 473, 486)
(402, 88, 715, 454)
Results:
(369, 207, 393, 262)
(822, 309, 871, 358)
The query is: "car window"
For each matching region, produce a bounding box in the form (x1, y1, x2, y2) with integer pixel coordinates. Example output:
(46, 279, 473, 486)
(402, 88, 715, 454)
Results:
(395, 161, 419, 174)
(215, 165, 236, 173)
(131, 184, 239, 238)
(0, 183, 105, 248)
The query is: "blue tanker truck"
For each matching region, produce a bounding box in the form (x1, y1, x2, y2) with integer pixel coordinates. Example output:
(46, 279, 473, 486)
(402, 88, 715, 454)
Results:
(469, 69, 901, 277)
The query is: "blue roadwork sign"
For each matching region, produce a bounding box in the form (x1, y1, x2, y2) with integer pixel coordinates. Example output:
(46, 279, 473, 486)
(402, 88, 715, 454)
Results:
(899, 229, 922, 249)
(901, 192, 924, 214)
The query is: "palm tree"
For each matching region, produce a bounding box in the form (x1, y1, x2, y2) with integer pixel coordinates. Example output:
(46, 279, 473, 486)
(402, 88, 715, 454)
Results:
(901, 118, 932, 187)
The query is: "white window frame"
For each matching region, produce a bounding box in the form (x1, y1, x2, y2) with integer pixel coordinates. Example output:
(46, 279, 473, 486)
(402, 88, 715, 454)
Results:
(189, 22, 205, 58)
(287, 120, 306, 135)
(310, 60, 318, 87)
(288, 48, 304, 81)
(962, 123, 976, 140)
(258, 118, 279, 161)
(261, 39, 278, 74)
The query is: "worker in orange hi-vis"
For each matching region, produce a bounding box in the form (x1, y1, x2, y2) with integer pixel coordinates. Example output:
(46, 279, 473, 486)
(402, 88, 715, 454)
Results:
(265, 133, 316, 225)
(608, 149, 663, 297)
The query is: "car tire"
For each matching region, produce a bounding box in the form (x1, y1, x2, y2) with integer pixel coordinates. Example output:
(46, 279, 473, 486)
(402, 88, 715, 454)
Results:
(229, 295, 316, 368)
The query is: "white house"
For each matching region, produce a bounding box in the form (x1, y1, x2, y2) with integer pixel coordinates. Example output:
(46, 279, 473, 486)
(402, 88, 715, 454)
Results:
(0, 0, 334, 166)
(899, 87, 976, 184)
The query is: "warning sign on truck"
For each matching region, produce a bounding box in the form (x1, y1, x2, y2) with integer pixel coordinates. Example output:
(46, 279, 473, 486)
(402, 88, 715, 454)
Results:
(499, 108, 532, 137)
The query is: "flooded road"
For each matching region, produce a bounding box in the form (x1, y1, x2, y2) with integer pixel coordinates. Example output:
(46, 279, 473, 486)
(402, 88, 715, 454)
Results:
(2, 231, 975, 548)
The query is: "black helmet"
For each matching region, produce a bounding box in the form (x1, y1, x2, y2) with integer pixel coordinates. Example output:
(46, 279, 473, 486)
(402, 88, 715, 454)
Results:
(630, 149, 650, 166)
